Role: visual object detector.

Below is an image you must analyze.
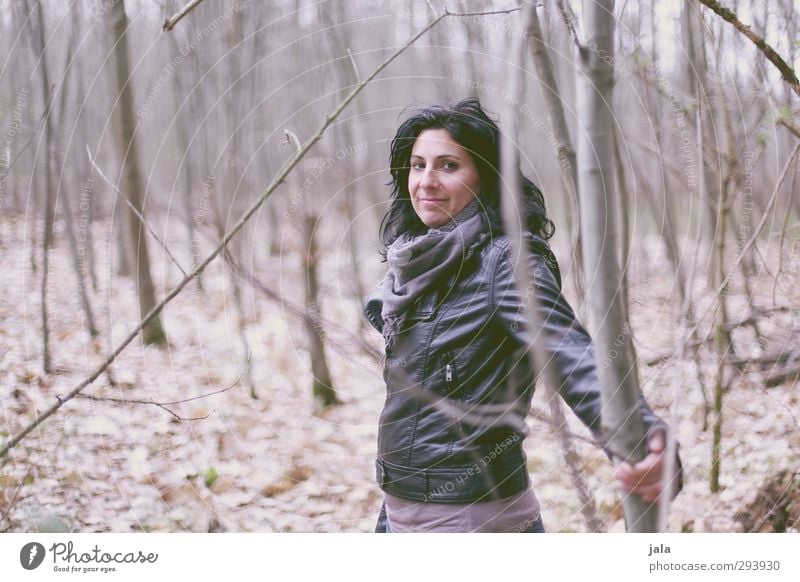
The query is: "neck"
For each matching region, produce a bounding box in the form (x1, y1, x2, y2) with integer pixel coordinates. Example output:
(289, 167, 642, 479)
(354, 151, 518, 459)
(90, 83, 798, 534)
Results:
(431, 197, 482, 233)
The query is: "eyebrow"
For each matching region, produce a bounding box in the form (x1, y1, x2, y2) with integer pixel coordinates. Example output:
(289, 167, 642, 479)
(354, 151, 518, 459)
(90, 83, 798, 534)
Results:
(409, 154, 462, 160)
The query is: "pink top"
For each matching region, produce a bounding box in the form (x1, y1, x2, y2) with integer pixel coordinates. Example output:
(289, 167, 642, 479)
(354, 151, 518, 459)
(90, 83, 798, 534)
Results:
(384, 486, 541, 532)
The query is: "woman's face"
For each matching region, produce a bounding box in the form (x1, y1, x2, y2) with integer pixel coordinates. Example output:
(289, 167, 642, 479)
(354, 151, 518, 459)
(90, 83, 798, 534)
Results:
(408, 128, 481, 228)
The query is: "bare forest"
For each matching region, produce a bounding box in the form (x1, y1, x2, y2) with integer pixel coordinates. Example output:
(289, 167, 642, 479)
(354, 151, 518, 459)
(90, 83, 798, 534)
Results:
(1, 0, 799, 533)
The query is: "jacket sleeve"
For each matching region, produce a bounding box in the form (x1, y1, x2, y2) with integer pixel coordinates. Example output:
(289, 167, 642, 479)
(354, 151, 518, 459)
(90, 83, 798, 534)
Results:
(490, 240, 666, 440)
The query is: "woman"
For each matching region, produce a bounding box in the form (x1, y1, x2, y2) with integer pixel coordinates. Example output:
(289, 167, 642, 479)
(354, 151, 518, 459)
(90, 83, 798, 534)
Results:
(364, 98, 680, 533)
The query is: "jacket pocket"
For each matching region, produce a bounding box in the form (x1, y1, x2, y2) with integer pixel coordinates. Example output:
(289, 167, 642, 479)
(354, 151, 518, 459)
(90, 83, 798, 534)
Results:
(442, 351, 460, 398)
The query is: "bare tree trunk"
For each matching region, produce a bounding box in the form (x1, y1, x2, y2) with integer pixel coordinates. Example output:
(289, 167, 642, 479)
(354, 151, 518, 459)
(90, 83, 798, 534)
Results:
(41, 226, 52, 373)
(342, 191, 368, 335)
(51, 0, 98, 340)
(111, 0, 166, 345)
(682, 0, 719, 259)
(326, 1, 368, 331)
(685, 3, 733, 491)
(165, 21, 202, 289)
(612, 128, 631, 305)
(715, 68, 764, 351)
(501, 2, 602, 533)
(634, 49, 716, 428)
(302, 207, 339, 411)
(576, 0, 660, 532)
(66, 6, 99, 296)
(526, 5, 585, 296)
(26, 0, 57, 372)
(683, 29, 733, 490)
(213, 207, 257, 400)
(640, 177, 713, 429)
(781, 0, 800, 219)
(709, 157, 731, 494)
(61, 193, 99, 338)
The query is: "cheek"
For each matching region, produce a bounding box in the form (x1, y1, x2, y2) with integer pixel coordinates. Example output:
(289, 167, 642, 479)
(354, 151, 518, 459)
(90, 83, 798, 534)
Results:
(454, 175, 478, 198)
(466, 171, 481, 194)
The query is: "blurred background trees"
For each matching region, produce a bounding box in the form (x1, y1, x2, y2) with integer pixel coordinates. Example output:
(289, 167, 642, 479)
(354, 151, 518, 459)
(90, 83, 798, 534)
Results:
(0, 0, 798, 532)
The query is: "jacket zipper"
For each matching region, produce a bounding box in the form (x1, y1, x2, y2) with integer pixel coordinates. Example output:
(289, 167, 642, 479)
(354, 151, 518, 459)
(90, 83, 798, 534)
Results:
(444, 351, 454, 385)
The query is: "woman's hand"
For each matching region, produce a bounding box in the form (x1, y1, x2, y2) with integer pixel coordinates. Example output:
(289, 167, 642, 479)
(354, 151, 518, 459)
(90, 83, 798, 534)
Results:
(613, 430, 668, 503)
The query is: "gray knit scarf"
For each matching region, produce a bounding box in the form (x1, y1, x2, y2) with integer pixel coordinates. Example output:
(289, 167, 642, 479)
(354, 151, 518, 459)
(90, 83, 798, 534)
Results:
(382, 197, 488, 347)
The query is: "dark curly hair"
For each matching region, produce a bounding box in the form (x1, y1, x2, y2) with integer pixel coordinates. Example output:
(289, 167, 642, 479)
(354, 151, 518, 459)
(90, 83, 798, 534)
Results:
(380, 97, 554, 251)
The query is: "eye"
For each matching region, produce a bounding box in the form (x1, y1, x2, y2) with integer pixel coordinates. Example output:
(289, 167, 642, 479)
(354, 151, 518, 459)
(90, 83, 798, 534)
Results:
(441, 161, 458, 170)
(410, 160, 425, 170)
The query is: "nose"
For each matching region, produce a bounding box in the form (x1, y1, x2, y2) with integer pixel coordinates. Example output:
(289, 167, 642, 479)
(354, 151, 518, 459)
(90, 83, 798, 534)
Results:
(420, 167, 439, 189)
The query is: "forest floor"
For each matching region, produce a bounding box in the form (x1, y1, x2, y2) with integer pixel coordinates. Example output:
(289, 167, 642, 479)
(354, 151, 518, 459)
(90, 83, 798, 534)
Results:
(1, 215, 799, 533)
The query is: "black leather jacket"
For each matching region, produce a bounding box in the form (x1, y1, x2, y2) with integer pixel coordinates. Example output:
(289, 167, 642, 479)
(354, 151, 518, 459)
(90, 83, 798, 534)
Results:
(364, 233, 666, 504)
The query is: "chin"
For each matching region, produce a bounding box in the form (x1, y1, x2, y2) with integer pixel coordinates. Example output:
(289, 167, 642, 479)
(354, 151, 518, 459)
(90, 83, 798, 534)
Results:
(422, 215, 447, 228)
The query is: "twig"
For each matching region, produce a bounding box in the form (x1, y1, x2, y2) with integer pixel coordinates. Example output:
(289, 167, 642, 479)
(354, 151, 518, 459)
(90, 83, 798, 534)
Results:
(778, 116, 800, 139)
(765, 365, 800, 389)
(222, 247, 383, 364)
(719, 143, 800, 293)
(3, 5, 524, 460)
(527, 407, 599, 447)
(728, 349, 800, 368)
(75, 371, 244, 421)
(645, 305, 793, 366)
(696, 0, 800, 97)
(162, 0, 206, 32)
(346, 48, 360, 82)
(0, 130, 36, 183)
(445, 6, 522, 17)
(672, 143, 800, 364)
(86, 147, 188, 278)
(425, 0, 438, 18)
(282, 129, 302, 153)
(772, 153, 799, 305)
(138, 198, 384, 364)
(726, 306, 792, 332)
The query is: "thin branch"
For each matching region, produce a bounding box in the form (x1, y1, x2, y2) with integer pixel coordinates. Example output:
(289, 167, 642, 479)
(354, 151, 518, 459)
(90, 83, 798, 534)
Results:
(4, 6, 518, 461)
(444, 6, 522, 17)
(765, 365, 800, 388)
(162, 0, 206, 32)
(673, 143, 800, 362)
(778, 116, 800, 139)
(282, 129, 302, 153)
(76, 370, 244, 421)
(772, 154, 799, 304)
(0, 130, 37, 186)
(86, 147, 188, 278)
(696, 0, 800, 97)
(722, 143, 800, 290)
(425, 0, 438, 18)
(346, 48, 361, 82)
(138, 198, 384, 364)
(527, 407, 599, 447)
(645, 305, 793, 366)
(222, 246, 383, 363)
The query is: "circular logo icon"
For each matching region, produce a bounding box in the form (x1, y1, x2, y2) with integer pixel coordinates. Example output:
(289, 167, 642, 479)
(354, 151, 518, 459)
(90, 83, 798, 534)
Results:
(20, 542, 46, 570)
